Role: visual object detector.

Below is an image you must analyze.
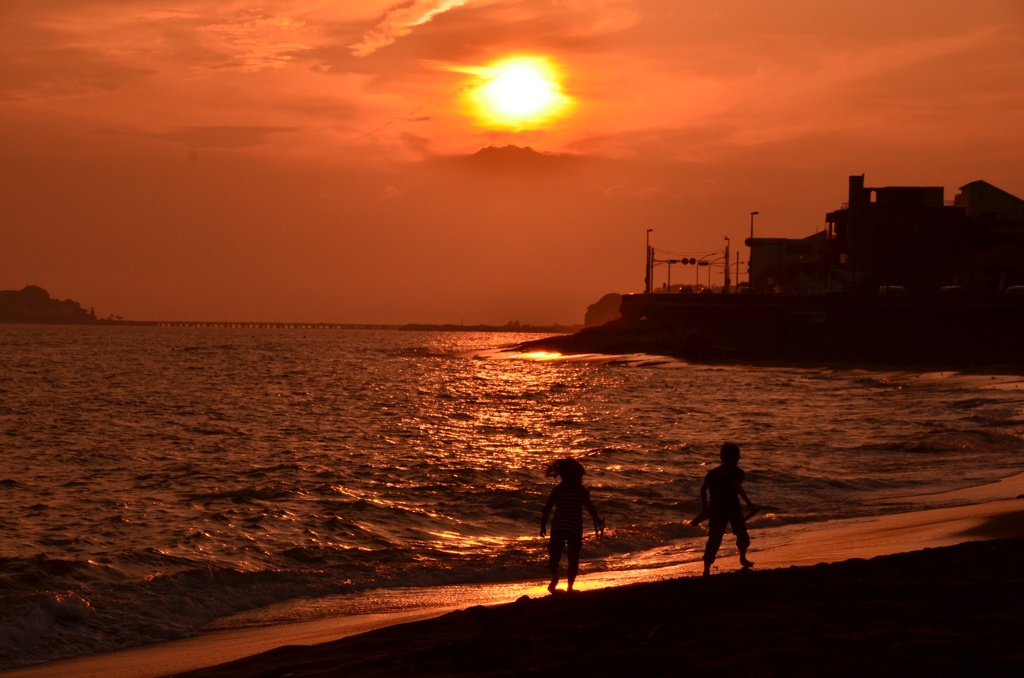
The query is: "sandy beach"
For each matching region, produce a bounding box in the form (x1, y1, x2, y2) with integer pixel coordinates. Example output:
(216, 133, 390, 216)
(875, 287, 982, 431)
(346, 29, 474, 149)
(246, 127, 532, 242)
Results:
(176, 538, 1023, 678)
(9, 474, 1023, 678)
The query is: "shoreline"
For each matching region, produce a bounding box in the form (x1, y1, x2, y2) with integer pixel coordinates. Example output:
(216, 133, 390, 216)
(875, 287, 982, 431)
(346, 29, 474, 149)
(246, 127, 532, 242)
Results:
(8, 475, 1023, 678)
(511, 321, 1024, 376)
(173, 537, 1024, 678)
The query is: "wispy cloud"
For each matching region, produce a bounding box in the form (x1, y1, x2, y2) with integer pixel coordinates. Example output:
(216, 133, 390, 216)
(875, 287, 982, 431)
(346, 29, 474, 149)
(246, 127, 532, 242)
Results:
(350, 0, 472, 57)
(149, 125, 295, 149)
(198, 10, 314, 72)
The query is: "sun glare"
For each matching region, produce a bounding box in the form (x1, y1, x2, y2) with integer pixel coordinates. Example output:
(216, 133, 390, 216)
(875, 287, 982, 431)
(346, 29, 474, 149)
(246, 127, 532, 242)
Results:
(522, 351, 564, 361)
(463, 56, 572, 129)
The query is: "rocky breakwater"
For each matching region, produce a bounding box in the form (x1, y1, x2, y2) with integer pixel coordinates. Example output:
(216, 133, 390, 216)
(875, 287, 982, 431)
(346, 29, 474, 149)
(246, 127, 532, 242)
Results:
(514, 291, 1024, 370)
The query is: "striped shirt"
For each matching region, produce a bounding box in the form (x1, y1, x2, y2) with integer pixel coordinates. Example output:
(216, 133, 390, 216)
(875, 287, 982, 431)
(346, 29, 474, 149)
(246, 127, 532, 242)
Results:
(549, 483, 591, 534)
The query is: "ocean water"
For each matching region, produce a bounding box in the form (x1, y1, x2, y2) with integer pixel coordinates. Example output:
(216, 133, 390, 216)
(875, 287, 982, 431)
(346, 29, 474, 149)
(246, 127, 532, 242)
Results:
(1, 325, 1022, 670)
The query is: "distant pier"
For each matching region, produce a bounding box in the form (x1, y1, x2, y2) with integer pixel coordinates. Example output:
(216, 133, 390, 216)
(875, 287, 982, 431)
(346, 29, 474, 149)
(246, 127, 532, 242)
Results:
(153, 321, 395, 330)
(151, 321, 578, 333)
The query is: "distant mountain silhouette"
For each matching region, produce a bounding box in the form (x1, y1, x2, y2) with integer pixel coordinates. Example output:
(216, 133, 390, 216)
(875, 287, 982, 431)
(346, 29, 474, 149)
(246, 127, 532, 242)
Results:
(0, 286, 96, 324)
(473, 145, 545, 163)
(453, 145, 582, 173)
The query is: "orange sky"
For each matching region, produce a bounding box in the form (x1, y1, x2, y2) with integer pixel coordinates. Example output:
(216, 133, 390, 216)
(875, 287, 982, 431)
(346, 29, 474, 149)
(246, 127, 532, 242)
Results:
(2, 0, 1023, 324)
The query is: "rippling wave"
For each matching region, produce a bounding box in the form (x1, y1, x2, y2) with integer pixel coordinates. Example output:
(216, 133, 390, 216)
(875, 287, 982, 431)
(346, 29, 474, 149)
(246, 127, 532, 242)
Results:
(0, 326, 1021, 669)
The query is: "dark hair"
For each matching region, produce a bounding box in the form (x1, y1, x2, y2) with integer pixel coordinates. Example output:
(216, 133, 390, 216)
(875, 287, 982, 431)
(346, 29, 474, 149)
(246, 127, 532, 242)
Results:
(545, 457, 585, 483)
(720, 442, 741, 464)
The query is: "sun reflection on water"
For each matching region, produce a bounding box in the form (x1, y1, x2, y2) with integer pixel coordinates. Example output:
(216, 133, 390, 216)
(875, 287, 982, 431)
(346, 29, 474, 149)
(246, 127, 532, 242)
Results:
(520, 351, 563, 361)
(409, 345, 596, 477)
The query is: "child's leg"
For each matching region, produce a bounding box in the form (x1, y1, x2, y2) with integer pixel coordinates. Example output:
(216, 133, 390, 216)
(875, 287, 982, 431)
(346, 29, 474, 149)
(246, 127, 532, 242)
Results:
(566, 540, 582, 590)
(733, 518, 753, 567)
(548, 534, 565, 592)
(703, 518, 727, 576)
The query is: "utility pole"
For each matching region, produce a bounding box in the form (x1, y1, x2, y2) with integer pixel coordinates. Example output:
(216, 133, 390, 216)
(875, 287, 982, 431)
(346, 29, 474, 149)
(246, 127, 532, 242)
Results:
(645, 229, 654, 293)
(748, 211, 759, 291)
(723, 236, 731, 292)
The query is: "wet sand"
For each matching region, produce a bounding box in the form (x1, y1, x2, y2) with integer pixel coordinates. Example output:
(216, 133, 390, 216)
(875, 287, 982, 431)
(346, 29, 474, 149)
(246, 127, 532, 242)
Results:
(175, 535, 1024, 677)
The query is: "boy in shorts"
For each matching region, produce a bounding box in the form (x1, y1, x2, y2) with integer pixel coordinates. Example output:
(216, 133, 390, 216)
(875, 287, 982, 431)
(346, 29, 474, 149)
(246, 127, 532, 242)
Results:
(700, 442, 757, 576)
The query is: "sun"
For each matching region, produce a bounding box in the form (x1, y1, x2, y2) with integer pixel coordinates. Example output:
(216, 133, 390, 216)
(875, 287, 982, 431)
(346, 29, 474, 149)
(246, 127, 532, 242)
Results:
(463, 56, 572, 130)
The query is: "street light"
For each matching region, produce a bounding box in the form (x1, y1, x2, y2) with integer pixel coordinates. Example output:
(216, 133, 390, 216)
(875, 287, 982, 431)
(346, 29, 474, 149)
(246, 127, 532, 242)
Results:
(703, 255, 728, 288)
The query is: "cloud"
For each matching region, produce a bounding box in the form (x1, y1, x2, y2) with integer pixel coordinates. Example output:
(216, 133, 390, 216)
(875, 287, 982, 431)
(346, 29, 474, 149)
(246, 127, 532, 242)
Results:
(0, 46, 154, 100)
(350, 0, 472, 57)
(595, 183, 679, 200)
(197, 9, 315, 72)
(135, 9, 203, 23)
(149, 125, 295, 149)
(380, 184, 405, 199)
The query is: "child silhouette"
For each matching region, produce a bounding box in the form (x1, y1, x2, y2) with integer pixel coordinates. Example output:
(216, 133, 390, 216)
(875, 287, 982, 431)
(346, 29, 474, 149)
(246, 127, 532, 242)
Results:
(699, 442, 757, 576)
(540, 457, 604, 593)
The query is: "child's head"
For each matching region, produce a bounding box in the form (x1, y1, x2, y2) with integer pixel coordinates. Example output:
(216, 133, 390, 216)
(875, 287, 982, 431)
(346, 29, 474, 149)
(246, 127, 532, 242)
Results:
(545, 457, 585, 484)
(720, 442, 741, 465)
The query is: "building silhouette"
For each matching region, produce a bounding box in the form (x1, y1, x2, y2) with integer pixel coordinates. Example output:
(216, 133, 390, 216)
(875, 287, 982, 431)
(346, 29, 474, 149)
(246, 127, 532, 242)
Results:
(748, 175, 1024, 294)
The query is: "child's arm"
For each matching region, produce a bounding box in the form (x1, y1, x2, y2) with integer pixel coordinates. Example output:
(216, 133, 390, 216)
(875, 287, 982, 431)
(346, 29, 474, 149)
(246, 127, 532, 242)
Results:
(584, 494, 605, 536)
(540, 492, 555, 537)
(700, 474, 710, 509)
(738, 483, 756, 512)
